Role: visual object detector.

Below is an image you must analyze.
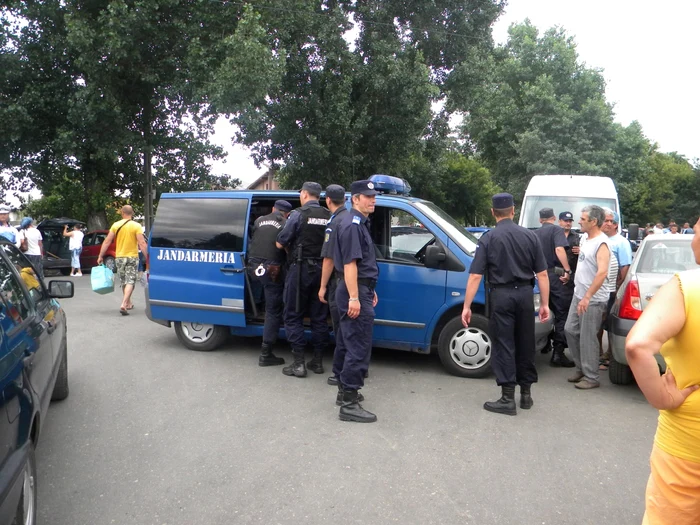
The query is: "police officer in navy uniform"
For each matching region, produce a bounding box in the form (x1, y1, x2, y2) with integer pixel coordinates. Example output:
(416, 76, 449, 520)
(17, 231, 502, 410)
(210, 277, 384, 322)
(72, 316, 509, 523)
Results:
(276, 182, 331, 378)
(333, 180, 379, 423)
(559, 211, 580, 275)
(534, 207, 575, 368)
(247, 200, 292, 366)
(461, 193, 550, 416)
(317, 184, 349, 386)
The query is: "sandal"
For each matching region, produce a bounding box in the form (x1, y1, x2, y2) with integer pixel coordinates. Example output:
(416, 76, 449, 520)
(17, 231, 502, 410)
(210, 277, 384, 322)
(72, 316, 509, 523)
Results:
(599, 358, 610, 371)
(119, 307, 129, 316)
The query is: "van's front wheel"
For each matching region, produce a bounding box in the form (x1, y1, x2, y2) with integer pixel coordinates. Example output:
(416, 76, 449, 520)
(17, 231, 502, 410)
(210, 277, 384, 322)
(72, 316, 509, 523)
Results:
(437, 315, 492, 378)
(174, 322, 228, 351)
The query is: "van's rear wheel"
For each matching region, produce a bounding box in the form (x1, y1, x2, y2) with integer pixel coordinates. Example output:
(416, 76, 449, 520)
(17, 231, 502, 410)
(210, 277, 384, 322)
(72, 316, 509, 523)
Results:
(437, 315, 492, 378)
(174, 322, 228, 351)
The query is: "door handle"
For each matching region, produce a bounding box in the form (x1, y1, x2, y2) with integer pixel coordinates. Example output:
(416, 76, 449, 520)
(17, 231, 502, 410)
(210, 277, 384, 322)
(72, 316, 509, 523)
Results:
(220, 267, 243, 274)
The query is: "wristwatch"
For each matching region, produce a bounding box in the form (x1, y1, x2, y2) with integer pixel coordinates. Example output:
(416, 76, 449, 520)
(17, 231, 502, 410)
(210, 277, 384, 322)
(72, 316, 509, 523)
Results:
(565, 270, 572, 275)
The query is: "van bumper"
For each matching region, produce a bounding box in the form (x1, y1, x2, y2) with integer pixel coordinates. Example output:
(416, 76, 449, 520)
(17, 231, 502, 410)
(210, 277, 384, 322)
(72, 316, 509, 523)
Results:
(144, 283, 171, 328)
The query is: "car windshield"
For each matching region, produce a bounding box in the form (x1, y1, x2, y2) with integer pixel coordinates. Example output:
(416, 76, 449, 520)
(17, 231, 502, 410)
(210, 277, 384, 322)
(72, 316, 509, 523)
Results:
(520, 196, 617, 230)
(414, 201, 478, 256)
(635, 239, 700, 274)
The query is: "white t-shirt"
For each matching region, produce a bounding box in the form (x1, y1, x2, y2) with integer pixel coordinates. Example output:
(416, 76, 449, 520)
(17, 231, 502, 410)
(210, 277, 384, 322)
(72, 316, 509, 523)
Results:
(69, 230, 84, 250)
(20, 228, 43, 256)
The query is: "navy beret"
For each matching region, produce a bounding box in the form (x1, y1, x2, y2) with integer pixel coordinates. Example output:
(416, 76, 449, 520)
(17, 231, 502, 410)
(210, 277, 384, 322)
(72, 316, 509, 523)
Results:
(325, 184, 346, 201)
(350, 180, 379, 196)
(492, 193, 514, 209)
(274, 200, 292, 212)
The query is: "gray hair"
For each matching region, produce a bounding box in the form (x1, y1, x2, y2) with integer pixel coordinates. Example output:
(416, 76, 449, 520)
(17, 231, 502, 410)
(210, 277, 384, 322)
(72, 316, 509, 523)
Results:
(582, 205, 605, 227)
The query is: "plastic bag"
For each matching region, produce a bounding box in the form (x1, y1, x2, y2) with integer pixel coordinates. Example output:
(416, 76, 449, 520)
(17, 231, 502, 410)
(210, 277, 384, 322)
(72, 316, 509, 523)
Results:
(91, 264, 114, 295)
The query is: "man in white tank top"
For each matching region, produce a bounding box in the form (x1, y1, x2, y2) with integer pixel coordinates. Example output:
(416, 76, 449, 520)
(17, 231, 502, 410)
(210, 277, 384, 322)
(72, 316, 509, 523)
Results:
(564, 205, 611, 389)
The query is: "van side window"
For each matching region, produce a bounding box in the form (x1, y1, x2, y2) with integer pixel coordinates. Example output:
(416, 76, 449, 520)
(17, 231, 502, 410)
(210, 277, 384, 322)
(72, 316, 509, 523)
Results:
(151, 198, 248, 252)
(370, 207, 435, 265)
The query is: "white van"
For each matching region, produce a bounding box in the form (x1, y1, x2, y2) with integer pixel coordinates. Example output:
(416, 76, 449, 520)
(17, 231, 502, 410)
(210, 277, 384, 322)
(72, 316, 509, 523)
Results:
(519, 175, 621, 231)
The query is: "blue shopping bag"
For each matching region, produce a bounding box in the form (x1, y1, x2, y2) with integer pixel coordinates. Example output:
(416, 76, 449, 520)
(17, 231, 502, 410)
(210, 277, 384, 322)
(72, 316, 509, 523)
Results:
(91, 264, 115, 295)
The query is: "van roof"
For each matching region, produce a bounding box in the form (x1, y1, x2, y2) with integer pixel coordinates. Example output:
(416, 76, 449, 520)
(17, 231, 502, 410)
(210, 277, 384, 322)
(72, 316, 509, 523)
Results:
(524, 175, 617, 198)
(159, 190, 426, 205)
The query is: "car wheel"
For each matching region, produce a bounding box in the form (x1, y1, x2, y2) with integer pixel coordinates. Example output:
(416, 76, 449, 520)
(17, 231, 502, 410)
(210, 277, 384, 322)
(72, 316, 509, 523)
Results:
(609, 355, 635, 385)
(104, 256, 116, 272)
(437, 315, 492, 378)
(174, 322, 228, 352)
(51, 343, 69, 401)
(13, 444, 37, 525)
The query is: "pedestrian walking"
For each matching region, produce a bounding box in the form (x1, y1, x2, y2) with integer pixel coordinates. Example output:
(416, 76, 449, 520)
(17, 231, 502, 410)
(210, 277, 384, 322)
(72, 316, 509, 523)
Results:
(332, 180, 379, 422)
(534, 207, 575, 367)
(626, 218, 700, 525)
(316, 185, 349, 386)
(63, 224, 84, 276)
(18, 217, 44, 278)
(247, 199, 292, 367)
(564, 205, 611, 389)
(276, 182, 331, 378)
(461, 193, 550, 416)
(97, 205, 147, 315)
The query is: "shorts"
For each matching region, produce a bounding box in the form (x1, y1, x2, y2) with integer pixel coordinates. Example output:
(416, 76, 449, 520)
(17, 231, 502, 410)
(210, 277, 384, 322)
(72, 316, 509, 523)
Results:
(71, 248, 82, 269)
(643, 444, 700, 525)
(115, 257, 139, 286)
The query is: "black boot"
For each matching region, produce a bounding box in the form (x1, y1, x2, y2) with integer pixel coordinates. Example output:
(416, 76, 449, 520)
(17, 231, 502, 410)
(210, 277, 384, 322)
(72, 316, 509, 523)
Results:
(307, 351, 324, 374)
(335, 385, 364, 406)
(258, 343, 285, 367)
(550, 345, 575, 368)
(339, 389, 376, 423)
(520, 385, 533, 410)
(282, 352, 307, 378)
(483, 385, 517, 416)
(327, 376, 339, 386)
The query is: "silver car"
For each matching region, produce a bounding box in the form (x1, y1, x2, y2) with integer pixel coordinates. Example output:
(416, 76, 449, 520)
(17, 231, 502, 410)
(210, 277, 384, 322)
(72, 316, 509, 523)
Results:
(608, 234, 698, 384)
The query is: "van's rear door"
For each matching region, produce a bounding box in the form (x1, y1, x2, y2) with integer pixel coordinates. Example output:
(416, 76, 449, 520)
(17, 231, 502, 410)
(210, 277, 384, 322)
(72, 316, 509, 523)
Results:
(148, 195, 249, 328)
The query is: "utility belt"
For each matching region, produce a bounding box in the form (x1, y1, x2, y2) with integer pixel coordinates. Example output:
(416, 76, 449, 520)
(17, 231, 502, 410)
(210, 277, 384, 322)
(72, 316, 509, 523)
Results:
(489, 279, 533, 290)
(337, 273, 377, 291)
(246, 258, 284, 283)
(290, 257, 322, 266)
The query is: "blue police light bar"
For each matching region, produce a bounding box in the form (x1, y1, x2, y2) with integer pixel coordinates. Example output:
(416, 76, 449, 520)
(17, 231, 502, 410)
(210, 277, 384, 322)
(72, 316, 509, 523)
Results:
(368, 174, 411, 195)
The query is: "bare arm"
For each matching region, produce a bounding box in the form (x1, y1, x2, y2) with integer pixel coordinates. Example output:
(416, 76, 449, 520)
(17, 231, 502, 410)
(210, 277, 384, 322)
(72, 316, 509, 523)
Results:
(555, 246, 571, 272)
(136, 233, 147, 255)
(344, 260, 360, 319)
(584, 243, 610, 301)
(318, 258, 334, 304)
(62, 226, 72, 238)
(626, 276, 699, 409)
(461, 273, 483, 326)
(97, 231, 116, 264)
(618, 265, 630, 287)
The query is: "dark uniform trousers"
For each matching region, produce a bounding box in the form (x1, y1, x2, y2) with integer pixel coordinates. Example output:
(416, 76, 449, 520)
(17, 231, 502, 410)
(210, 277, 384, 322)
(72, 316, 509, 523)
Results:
(548, 270, 574, 348)
(247, 258, 285, 345)
(489, 285, 538, 387)
(334, 280, 374, 390)
(328, 275, 340, 346)
(283, 260, 330, 353)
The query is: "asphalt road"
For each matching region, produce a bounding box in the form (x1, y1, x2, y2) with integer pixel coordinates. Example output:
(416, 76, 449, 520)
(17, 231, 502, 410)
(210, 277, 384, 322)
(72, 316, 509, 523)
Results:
(36, 276, 656, 525)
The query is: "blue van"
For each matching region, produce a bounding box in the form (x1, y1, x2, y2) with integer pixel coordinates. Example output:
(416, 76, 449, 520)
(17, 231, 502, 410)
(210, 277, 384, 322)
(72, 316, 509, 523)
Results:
(146, 177, 551, 378)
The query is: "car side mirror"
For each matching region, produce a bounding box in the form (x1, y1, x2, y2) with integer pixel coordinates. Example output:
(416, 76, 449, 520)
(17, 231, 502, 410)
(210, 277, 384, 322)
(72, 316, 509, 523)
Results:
(425, 245, 446, 268)
(48, 280, 74, 299)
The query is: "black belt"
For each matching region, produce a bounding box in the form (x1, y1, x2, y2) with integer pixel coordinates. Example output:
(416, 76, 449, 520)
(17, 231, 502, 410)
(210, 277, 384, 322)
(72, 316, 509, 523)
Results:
(337, 274, 377, 291)
(489, 280, 532, 289)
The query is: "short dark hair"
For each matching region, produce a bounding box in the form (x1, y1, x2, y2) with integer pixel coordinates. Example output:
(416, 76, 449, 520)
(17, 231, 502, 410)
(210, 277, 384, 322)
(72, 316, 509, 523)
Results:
(327, 196, 345, 206)
(493, 206, 513, 219)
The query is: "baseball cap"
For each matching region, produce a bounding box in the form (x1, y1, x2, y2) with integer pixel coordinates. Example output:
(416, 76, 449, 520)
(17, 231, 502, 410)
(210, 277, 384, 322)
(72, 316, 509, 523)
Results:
(350, 180, 378, 196)
(559, 211, 574, 221)
(20, 217, 33, 228)
(273, 200, 292, 213)
(325, 184, 346, 201)
(539, 207, 555, 219)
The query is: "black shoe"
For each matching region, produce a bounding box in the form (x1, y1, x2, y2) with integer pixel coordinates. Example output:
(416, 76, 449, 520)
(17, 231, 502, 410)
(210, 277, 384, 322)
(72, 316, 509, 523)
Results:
(550, 347, 575, 368)
(336, 385, 364, 406)
(483, 385, 517, 416)
(282, 354, 307, 378)
(339, 389, 376, 423)
(541, 341, 552, 354)
(307, 356, 324, 374)
(258, 344, 285, 367)
(327, 376, 339, 386)
(519, 385, 533, 410)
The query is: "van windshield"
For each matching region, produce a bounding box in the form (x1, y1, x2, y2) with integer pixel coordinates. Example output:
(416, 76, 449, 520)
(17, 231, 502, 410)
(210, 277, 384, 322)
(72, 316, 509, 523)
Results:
(414, 201, 479, 256)
(520, 197, 618, 229)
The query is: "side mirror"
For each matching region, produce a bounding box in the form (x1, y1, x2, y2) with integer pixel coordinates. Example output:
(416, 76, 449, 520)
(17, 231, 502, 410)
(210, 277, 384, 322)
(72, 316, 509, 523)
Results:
(628, 224, 639, 242)
(48, 280, 74, 299)
(424, 245, 446, 268)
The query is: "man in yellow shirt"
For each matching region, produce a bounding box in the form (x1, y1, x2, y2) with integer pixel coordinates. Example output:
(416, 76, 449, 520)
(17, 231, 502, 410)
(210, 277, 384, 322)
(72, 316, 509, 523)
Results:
(97, 205, 148, 315)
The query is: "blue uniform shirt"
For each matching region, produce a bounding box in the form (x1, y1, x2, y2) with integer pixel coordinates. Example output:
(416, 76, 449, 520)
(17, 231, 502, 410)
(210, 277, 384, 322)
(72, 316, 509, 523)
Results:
(320, 206, 349, 259)
(333, 209, 379, 279)
(276, 200, 324, 248)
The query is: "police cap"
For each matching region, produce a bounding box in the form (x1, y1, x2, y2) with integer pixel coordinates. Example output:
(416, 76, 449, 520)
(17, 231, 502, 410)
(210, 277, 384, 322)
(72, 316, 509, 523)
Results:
(325, 184, 346, 201)
(300, 181, 323, 196)
(539, 207, 555, 219)
(274, 200, 292, 213)
(350, 180, 379, 196)
(559, 211, 574, 221)
(491, 193, 514, 209)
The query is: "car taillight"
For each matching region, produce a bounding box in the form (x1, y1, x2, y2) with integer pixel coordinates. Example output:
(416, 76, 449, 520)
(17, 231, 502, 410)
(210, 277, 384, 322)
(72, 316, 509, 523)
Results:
(618, 279, 642, 320)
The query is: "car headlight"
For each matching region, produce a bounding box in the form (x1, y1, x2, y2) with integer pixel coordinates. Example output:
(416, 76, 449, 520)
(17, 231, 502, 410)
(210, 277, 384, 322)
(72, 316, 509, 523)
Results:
(533, 293, 541, 310)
